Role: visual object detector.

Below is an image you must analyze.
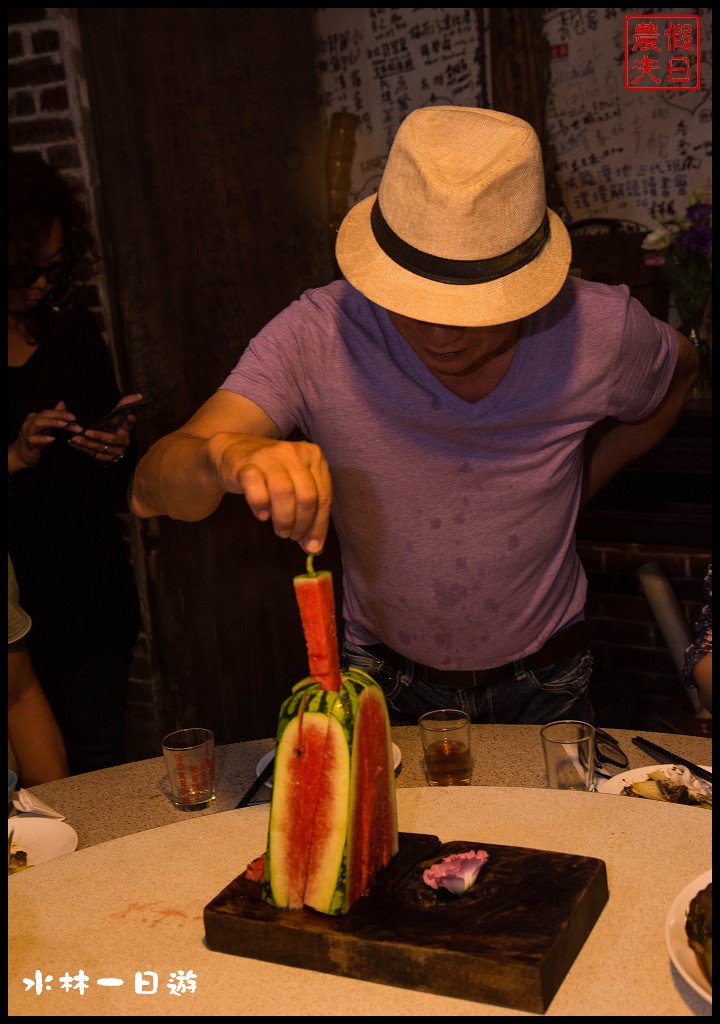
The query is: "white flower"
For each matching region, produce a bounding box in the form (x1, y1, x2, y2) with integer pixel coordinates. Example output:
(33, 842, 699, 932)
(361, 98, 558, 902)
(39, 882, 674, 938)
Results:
(641, 223, 678, 252)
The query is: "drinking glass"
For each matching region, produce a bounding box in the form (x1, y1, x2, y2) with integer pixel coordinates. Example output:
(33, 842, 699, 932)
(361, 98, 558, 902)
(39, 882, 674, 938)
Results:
(418, 709, 471, 786)
(162, 727, 216, 810)
(540, 720, 595, 792)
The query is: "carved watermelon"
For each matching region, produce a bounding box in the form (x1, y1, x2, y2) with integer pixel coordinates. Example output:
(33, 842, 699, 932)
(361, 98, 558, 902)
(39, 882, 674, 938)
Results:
(262, 559, 399, 915)
(293, 568, 343, 692)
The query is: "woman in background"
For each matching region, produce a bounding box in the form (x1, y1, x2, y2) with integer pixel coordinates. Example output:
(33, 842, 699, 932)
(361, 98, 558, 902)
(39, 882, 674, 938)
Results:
(683, 560, 712, 713)
(8, 554, 69, 786)
(8, 151, 142, 774)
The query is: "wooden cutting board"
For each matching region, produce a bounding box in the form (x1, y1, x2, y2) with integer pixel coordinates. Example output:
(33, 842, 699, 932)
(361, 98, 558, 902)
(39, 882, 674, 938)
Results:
(204, 832, 608, 1014)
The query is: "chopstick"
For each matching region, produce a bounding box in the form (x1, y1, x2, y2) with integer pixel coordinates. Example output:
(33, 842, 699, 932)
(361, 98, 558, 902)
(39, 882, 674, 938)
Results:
(631, 737, 712, 783)
(235, 751, 275, 808)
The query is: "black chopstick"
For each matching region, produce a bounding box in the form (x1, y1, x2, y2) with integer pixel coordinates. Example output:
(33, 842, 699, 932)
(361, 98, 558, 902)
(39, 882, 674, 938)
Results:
(235, 752, 275, 808)
(631, 737, 712, 783)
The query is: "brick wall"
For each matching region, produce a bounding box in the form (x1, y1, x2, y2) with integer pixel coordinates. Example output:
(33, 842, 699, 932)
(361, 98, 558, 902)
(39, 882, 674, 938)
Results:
(8, 8, 162, 760)
(8, 8, 111, 332)
(579, 540, 711, 731)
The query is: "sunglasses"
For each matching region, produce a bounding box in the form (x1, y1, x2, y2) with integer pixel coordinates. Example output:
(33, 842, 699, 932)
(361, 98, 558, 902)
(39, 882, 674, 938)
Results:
(8, 254, 77, 291)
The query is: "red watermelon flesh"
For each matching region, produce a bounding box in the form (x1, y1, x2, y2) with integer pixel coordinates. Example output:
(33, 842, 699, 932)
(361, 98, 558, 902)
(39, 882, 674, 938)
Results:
(347, 685, 399, 906)
(266, 707, 350, 912)
(263, 557, 398, 915)
(293, 569, 343, 692)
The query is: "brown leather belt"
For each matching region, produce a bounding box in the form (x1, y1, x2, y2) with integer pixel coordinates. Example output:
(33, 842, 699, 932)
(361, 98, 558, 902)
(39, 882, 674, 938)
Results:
(364, 622, 590, 690)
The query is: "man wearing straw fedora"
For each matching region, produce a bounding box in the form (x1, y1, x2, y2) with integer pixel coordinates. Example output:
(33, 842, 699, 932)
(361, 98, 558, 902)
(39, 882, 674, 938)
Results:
(132, 106, 698, 725)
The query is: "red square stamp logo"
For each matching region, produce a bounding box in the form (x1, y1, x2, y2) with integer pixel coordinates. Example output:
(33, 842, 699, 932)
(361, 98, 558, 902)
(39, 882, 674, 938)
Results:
(625, 14, 700, 90)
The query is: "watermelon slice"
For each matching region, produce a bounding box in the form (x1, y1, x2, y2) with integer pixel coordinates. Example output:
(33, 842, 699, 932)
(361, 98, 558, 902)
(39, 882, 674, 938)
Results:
(293, 555, 343, 692)
(267, 706, 350, 911)
(261, 557, 399, 915)
(263, 670, 398, 915)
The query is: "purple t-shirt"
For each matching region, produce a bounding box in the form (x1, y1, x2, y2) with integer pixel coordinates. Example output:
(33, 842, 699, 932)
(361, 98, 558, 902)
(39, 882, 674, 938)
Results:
(221, 277, 677, 670)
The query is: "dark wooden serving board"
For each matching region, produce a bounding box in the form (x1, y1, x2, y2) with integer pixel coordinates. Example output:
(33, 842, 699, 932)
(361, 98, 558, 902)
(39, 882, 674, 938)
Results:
(204, 833, 608, 1014)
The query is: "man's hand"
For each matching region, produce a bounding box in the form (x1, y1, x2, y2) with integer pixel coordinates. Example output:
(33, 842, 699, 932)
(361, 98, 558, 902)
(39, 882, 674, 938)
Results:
(207, 433, 332, 552)
(130, 392, 332, 554)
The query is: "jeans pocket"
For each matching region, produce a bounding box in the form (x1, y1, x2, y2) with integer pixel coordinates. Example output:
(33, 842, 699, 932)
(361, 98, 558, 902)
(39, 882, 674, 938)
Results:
(342, 641, 407, 708)
(529, 650, 594, 696)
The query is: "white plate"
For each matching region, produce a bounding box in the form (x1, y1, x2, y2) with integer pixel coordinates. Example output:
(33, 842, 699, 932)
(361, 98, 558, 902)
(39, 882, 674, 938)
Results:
(8, 817, 78, 869)
(596, 764, 711, 797)
(665, 869, 712, 1003)
(256, 742, 403, 788)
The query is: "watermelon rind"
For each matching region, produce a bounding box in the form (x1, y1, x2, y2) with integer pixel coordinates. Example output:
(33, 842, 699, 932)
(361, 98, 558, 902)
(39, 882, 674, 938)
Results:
(346, 684, 399, 909)
(265, 711, 350, 913)
(264, 668, 399, 915)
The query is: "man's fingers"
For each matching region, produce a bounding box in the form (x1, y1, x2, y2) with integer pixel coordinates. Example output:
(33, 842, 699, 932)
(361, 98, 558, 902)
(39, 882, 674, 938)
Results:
(239, 464, 274, 522)
(235, 441, 331, 548)
(240, 461, 319, 539)
(297, 458, 332, 552)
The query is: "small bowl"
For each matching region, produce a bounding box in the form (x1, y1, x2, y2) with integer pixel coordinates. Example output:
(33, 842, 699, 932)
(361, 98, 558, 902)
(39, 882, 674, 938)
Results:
(8, 769, 18, 811)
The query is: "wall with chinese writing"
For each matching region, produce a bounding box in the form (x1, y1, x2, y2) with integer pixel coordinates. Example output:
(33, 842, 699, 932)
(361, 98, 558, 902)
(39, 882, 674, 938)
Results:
(314, 8, 488, 205)
(544, 8, 712, 226)
(314, 8, 711, 229)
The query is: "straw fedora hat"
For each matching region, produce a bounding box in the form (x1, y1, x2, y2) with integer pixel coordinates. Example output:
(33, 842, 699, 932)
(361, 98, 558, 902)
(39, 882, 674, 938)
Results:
(336, 106, 571, 326)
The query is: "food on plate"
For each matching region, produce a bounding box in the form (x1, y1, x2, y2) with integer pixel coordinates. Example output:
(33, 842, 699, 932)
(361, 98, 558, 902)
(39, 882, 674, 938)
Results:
(621, 766, 711, 809)
(261, 556, 398, 916)
(685, 881, 712, 986)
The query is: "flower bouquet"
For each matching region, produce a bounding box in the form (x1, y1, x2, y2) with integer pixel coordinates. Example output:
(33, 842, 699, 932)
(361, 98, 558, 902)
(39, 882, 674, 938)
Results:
(642, 191, 712, 397)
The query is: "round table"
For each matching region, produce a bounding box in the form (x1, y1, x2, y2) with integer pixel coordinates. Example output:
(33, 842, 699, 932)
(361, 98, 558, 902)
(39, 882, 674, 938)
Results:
(16, 724, 711, 849)
(8, 753, 712, 1017)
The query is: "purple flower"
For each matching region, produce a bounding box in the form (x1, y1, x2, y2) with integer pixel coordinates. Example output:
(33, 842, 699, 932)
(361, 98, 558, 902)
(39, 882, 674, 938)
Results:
(679, 224, 712, 254)
(423, 849, 489, 894)
(642, 195, 711, 319)
(686, 202, 712, 223)
(644, 251, 666, 267)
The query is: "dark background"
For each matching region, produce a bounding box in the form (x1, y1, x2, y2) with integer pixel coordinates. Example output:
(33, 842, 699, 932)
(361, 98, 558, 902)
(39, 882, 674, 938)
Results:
(76, 8, 342, 742)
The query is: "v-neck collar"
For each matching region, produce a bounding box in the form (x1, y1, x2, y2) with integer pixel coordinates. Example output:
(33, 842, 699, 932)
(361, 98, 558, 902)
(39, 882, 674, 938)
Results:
(379, 306, 530, 417)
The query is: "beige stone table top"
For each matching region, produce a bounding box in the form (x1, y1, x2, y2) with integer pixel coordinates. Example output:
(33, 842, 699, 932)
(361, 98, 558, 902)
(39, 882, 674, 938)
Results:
(14, 725, 712, 851)
(8, 784, 711, 1016)
(8, 726, 712, 1016)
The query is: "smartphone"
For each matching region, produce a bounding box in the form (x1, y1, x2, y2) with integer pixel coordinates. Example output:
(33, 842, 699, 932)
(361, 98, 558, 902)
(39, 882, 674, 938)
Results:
(84, 396, 153, 433)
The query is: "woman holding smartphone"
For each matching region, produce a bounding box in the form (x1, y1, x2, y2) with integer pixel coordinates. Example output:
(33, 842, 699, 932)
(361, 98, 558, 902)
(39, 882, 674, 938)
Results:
(8, 150, 142, 775)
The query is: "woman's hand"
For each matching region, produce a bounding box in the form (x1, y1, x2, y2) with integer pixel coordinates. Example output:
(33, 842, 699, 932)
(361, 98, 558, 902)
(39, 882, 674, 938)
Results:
(68, 423, 133, 464)
(68, 423, 135, 465)
(67, 395, 141, 465)
(8, 400, 81, 474)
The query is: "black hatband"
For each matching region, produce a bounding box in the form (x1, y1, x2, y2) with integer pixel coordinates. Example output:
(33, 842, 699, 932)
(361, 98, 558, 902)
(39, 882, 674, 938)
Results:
(370, 200, 550, 285)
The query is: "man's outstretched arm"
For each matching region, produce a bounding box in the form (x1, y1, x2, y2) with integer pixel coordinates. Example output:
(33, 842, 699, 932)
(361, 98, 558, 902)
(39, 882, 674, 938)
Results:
(130, 390, 332, 554)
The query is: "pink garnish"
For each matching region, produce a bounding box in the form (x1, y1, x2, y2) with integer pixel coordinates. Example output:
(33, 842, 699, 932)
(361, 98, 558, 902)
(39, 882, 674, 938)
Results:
(423, 850, 489, 894)
(245, 853, 266, 884)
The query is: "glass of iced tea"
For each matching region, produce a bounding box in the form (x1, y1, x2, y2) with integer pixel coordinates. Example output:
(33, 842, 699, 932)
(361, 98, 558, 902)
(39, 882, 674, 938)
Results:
(418, 709, 471, 786)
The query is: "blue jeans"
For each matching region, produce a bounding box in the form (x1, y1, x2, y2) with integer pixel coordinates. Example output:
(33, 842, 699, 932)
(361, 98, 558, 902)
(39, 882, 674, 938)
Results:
(342, 640, 594, 726)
